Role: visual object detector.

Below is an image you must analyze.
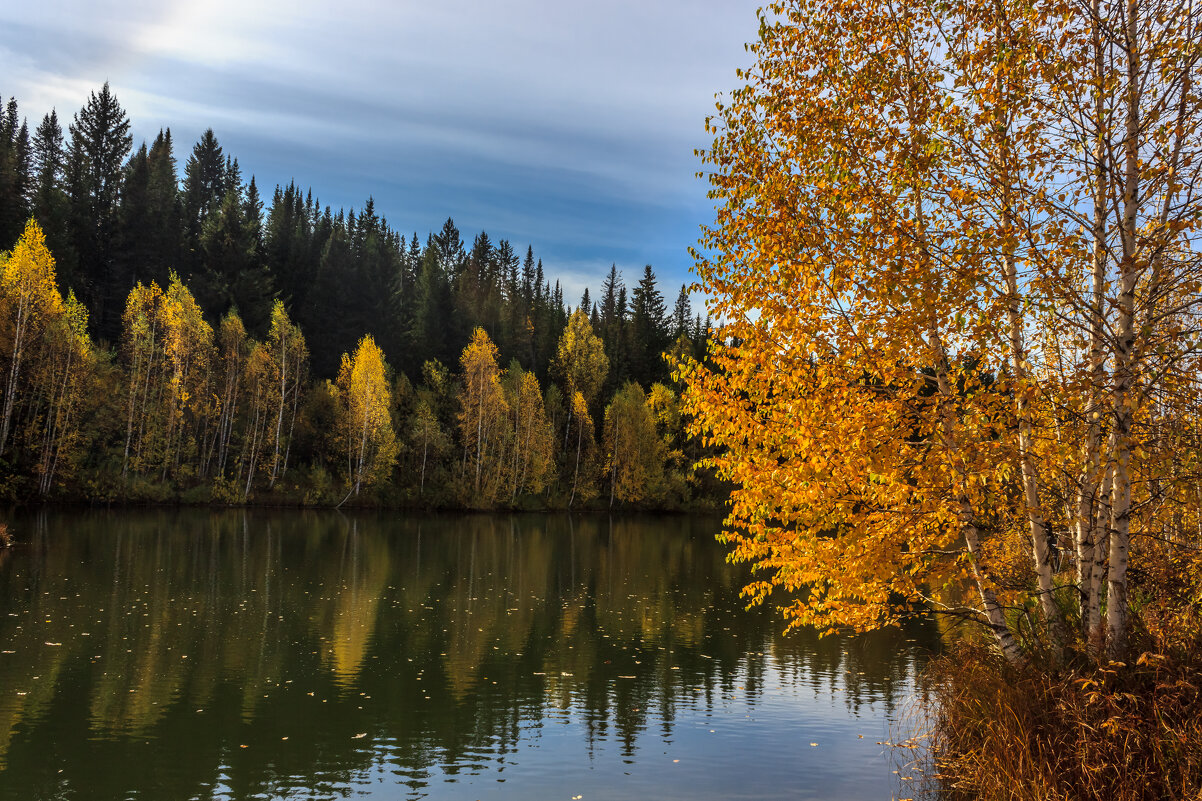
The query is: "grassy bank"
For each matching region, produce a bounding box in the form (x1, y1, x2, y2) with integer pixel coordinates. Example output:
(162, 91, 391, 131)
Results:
(924, 642, 1202, 800)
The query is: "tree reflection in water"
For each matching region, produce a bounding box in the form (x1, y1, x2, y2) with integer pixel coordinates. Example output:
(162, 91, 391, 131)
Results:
(0, 510, 938, 800)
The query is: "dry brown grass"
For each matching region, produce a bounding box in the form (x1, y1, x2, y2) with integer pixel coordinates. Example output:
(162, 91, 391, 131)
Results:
(925, 643, 1202, 801)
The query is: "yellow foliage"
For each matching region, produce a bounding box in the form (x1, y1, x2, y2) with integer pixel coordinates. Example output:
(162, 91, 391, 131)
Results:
(457, 327, 511, 504)
(554, 310, 608, 403)
(337, 334, 397, 495)
(604, 382, 665, 506)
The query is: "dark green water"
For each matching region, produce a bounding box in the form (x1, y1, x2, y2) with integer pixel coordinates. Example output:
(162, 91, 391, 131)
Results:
(0, 510, 937, 800)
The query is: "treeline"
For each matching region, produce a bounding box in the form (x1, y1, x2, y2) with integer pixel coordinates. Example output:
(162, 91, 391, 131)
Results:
(0, 85, 719, 509)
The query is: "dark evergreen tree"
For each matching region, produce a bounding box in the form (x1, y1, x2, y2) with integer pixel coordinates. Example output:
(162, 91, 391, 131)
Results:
(350, 198, 402, 360)
(265, 182, 313, 309)
(629, 264, 669, 386)
(114, 141, 155, 289)
(432, 217, 464, 277)
(181, 129, 227, 279)
(521, 245, 536, 308)
(495, 238, 521, 357)
(409, 240, 456, 373)
(29, 110, 72, 277)
(459, 230, 496, 338)
(389, 231, 423, 359)
(0, 98, 31, 248)
(671, 284, 692, 338)
(599, 265, 629, 399)
(145, 129, 181, 285)
(195, 175, 274, 332)
(65, 82, 132, 338)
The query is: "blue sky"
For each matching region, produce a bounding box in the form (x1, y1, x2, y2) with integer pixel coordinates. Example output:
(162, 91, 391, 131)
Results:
(1, 0, 763, 303)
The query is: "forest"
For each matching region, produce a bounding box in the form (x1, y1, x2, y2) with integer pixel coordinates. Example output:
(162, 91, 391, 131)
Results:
(0, 85, 716, 509)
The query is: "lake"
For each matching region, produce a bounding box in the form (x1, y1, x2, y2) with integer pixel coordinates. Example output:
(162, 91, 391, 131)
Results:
(0, 510, 938, 800)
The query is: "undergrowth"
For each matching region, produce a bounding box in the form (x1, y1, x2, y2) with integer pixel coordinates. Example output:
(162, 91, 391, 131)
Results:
(922, 642, 1202, 800)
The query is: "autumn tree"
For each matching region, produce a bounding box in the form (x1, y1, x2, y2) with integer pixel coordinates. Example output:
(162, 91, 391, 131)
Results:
(505, 364, 555, 500)
(265, 301, 308, 488)
(0, 219, 63, 455)
(457, 327, 512, 505)
(553, 309, 608, 406)
(0, 221, 99, 494)
(681, 0, 1202, 665)
(32, 291, 97, 495)
(209, 310, 248, 479)
(335, 334, 397, 499)
(157, 273, 214, 480)
(120, 281, 165, 475)
(603, 382, 665, 507)
(237, 340, 274, 499)
(407, 399, 450, 496)
(566, 391, 600, 507)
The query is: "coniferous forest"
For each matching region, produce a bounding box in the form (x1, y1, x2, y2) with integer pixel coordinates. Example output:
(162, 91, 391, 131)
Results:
(0, 85, 718, 509)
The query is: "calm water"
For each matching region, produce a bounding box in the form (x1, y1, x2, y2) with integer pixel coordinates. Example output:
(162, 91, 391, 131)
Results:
(0, 510, 938, 800)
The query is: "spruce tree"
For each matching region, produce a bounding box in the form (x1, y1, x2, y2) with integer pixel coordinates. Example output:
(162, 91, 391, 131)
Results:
(145, 129, 181, 286)
(0, 98, 31, 248)
(30, 110, 72, 278)
(65, 82, 132, 337)
(671, 284, 692, 338)
(182, 129, 227, 279)
(629, 264, 669, 386)
(114, 141, 154, 290)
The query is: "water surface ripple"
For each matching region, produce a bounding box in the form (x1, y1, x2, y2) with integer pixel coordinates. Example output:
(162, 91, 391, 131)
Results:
(0, 509, 937, 800)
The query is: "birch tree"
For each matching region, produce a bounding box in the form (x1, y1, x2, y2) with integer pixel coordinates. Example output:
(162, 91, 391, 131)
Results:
(265, 301, 308, 488)
(603, 381, 665, 507)
(336, 334, 397, 499)
(0, 219, 63, 456)
(457, 327, 511, 504)
(681, 0, 1202, 665)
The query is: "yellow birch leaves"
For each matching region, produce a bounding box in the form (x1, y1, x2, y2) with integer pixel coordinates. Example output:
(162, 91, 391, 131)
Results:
(337, 334, 397, 495)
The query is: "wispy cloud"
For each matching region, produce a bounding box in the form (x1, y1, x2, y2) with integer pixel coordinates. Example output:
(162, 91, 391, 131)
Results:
(0, 0, 760, 289)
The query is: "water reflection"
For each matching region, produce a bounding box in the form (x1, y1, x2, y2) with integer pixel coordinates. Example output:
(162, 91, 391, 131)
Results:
(0, 510, 937, 800)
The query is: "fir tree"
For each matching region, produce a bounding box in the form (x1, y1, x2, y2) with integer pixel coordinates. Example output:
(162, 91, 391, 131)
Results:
(0, 98, 31, 248)
(629, 264, 668, 386)
(30, 110, 71, 277)
(671, 284, 691, 339)
(65, 83, 132, 338)
(181, 129, 228, 278)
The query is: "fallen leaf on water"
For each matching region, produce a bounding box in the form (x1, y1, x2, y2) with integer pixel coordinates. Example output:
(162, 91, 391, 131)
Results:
(352, 733, 367, 739)
(810, 743, 818, 747)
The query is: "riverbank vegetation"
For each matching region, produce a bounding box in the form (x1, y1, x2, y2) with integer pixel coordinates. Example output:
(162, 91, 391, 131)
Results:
(0, 84, 718, 509)
(682, 0, 1202, 795)
(0, 220, 713, 509)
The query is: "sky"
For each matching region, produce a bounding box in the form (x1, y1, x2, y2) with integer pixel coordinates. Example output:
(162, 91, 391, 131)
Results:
(1, 0, 764, 304)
